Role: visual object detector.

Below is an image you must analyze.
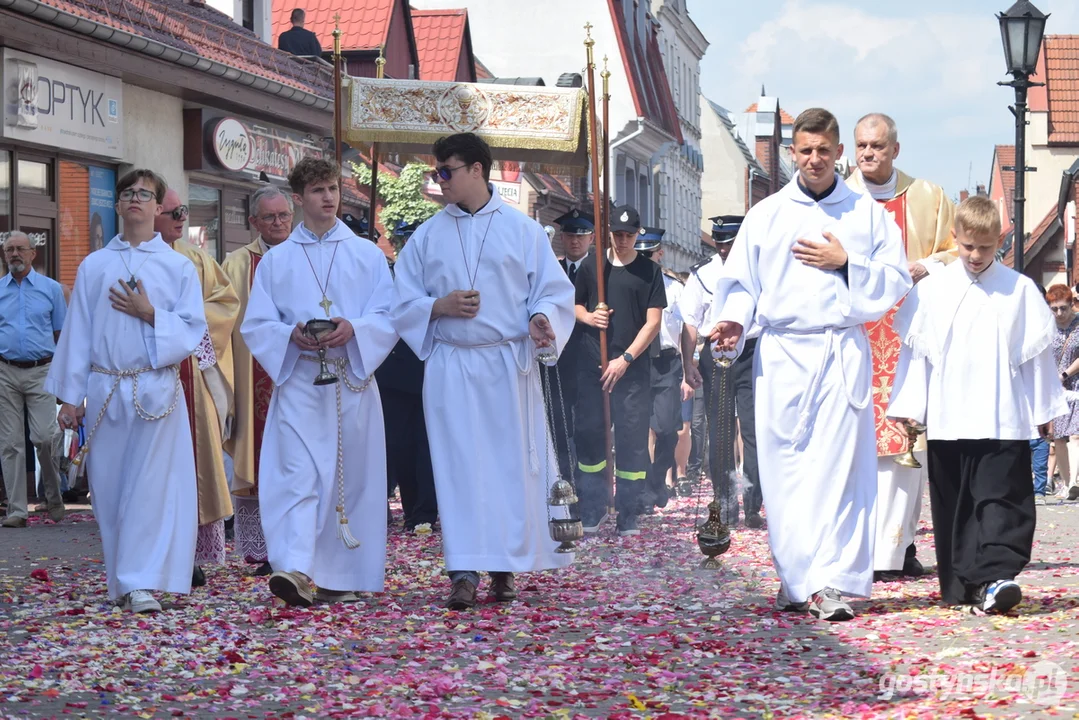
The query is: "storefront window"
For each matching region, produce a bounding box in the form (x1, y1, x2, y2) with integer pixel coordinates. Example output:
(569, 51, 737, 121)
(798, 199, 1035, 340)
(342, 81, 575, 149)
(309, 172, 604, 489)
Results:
(189, 184, 221, 260)
(18, 159, 51, 196)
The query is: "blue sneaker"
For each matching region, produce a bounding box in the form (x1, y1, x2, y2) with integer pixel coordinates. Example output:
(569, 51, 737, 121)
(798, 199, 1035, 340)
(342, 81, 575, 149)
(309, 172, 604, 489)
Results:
(982, 579, 1022, 614)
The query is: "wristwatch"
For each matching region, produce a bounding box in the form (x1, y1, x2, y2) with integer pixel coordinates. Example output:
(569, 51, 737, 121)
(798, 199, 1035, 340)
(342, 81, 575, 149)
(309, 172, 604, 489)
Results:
(622, 351, 634, 364)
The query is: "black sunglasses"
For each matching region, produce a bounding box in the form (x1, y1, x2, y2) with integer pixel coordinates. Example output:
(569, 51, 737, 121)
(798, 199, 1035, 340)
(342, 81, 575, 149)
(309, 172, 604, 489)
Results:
(430, 164, 467, 182)
(170, 205, 189, 221)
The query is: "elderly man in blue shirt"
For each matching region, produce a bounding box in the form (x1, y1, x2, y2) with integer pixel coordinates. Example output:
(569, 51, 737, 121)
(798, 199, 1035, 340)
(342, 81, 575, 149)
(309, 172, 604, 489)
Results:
(0, 231, 67, 527)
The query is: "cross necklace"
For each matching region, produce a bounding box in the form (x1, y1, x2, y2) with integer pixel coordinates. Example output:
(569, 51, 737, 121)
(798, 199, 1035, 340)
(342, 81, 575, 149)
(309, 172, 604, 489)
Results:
(118, 248, 151, 290)
(302, 240, 340, 317)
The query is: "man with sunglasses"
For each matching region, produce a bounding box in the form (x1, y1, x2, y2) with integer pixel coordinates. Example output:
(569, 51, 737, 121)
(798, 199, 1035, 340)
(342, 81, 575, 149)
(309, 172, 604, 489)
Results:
(221, 185, 295, 577)
(393, 132, 576, 610)
(155, 189, 240, 588)
(48, 169, 208, 613)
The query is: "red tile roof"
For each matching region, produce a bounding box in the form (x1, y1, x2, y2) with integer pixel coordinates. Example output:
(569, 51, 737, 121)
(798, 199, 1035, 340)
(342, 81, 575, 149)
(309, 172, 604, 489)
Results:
(32, 0, 332, 99)
(994, 145, 1016, 228)
(273, 0, 393, 52)
(412, 9, 472, 82)
(609, 0, 682, 143)
(1043, 35, 1079, 144)
(744, 103, 796, 125)
(474, 56, 494, 80)
(1003, 203, 1058, 267)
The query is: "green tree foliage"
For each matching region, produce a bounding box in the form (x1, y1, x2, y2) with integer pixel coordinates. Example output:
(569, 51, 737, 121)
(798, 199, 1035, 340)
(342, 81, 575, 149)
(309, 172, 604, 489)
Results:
(347, 161, 441, 251)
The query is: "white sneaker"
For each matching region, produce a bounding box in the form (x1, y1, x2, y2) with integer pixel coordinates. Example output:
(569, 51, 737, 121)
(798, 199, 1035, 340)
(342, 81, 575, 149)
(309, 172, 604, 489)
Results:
(982, 580, 1022, 614)
(808, 587, 855, 621)
(775, 586, 809, 612)
(121, 590, 161, 614)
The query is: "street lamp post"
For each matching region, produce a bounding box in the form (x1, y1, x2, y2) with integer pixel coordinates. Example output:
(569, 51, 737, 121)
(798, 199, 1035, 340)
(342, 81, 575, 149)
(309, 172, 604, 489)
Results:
(998, 0, 1048, 276)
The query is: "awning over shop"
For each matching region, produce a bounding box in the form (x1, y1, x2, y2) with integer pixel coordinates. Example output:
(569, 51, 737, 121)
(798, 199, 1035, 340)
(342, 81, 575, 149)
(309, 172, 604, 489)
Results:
(345, 77, 590, 175)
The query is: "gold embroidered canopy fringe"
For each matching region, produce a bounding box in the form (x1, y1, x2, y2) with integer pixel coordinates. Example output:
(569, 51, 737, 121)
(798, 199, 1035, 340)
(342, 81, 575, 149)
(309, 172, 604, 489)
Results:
(345, 78, 591, 176)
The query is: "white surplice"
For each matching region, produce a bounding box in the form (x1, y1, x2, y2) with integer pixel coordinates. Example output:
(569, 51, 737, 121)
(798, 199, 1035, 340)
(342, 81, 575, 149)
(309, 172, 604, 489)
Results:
(45, 234, 207, 601)
(888, 259, 1068, 438)
(240, 220, 397, 592)
(706, 176, 911, 603)
(392, 189, 576, 573)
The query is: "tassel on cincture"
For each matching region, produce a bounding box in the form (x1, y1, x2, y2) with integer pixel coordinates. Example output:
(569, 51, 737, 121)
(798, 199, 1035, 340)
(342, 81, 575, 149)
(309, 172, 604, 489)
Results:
(336, 507, 361, 550)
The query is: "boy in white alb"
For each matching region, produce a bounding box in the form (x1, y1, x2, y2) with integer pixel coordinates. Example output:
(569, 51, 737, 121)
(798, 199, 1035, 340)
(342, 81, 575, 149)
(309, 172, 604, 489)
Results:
(888, 196, 1067, 614)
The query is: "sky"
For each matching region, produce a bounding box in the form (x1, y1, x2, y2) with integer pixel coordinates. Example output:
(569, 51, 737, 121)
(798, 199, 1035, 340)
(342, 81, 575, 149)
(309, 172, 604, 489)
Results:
(689, 0, 1079, 200)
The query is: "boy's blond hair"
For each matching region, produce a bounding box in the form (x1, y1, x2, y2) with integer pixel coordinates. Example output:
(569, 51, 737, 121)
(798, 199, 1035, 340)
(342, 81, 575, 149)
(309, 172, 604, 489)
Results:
(955, 195, 1001, 240)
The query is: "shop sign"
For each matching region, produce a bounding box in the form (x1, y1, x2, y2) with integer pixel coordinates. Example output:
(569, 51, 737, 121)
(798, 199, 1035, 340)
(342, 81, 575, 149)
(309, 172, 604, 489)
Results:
(1, 49, 123, 158)
(206, 115, 325, 182)
(492, 180, 521, 205)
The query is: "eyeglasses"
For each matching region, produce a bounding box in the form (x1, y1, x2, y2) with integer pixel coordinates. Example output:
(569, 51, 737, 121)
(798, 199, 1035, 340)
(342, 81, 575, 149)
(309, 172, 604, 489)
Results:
(4, 246, 31, 254)
(1050, 305, 1073, 313)
(119, 188, 155, 203)
(169, 205, 189, 221)
(257, 212, 293, 224)
(430, 164, 467, 182)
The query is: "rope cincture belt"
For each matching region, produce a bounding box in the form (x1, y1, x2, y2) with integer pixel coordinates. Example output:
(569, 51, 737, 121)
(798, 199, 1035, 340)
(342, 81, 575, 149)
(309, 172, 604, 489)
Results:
(300, 355, 372, 550)
(68, 364, 182, 486)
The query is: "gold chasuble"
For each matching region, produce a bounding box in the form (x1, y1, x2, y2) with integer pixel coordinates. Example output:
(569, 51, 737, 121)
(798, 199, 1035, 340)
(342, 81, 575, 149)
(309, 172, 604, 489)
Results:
(221, 238, 274, 497)
(847, 170, 957, 456)
(172, 239, 239, 524)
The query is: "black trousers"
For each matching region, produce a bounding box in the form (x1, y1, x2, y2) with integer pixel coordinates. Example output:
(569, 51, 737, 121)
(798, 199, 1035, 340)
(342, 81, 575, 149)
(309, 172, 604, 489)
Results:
(380, 387, 438, 529)
(540, 359, 577, 483)
(647, 351, 682, 502)
(733, 338, 761, 515)
(575, 356, 650, 518)
(927, 439, 1035, 605)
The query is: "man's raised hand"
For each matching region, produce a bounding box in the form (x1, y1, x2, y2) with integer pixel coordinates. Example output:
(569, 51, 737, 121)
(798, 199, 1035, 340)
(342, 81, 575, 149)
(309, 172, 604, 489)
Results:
(792, 231, 848, 271)
(707, 321, 743, 351)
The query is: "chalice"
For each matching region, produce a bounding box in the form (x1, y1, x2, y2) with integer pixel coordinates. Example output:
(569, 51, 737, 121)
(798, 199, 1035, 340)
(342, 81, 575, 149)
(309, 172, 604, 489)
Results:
(305, 319, 339, 386)
(894, 421, 927, 469)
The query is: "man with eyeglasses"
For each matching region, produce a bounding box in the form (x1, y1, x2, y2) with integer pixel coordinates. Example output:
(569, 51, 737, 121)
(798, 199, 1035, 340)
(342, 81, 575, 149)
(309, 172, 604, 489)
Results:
(393, 132, 576, 610)
(155, 189, 240, 588)
(0, 231, 67, 527)
(221, 185, 294, 577)
(48, 169, 208, 613)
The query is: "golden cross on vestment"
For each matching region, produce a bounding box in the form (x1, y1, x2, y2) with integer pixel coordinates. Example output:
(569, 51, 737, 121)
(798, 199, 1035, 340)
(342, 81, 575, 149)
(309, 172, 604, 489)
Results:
(319, 295, 333, 317)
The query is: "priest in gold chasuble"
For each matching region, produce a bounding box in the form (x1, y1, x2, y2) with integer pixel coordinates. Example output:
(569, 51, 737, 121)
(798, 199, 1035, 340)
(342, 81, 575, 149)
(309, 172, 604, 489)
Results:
(847, 113, 956, 578)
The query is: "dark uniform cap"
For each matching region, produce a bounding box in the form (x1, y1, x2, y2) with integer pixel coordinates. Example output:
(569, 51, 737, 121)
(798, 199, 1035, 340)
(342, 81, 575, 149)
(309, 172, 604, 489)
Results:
(610, 205, 642, 233)
(554, 208, 595, 235)
(634, 226, 665, 252)
(342, 213, 380, 242)
(394, 220, 422, 237)
(709, 214, 743, 245)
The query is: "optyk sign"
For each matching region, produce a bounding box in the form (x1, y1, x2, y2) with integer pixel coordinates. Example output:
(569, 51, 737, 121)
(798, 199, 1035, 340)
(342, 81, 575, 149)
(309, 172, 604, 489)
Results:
(2, 49, 123, 158)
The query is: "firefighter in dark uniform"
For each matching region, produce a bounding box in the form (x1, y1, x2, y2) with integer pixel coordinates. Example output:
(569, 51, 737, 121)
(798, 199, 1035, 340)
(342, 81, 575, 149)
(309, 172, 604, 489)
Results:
(370, 219, 439, 531)
(573, 205, 665, 537)
(541, 209, 594, 482)
(635, 227, 686, 513)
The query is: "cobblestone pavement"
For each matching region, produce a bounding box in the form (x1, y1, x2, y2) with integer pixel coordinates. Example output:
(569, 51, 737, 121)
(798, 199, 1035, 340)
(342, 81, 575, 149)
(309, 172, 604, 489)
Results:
(0, 492, 1077, 719)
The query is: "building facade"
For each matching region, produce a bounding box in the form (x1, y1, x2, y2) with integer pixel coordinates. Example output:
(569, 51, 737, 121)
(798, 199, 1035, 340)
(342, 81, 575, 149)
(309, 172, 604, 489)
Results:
(0, 0, 333, 287)
(653, 0, 708, 272)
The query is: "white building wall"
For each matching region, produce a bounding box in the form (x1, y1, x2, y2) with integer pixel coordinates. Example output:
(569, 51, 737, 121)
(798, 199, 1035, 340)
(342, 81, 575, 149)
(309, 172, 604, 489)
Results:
(122, 85, 185, 201)
(699, 98, 749, 231)
(653, 0, 706, 272)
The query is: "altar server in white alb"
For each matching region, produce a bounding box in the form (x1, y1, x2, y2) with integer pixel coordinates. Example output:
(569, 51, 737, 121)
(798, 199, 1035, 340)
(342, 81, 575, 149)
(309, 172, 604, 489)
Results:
(50, 169, 207, 614)
(241, 157, 397, 607)
(888, 196, 1067, 615)
(707, 108, 911, 621)
(393, 132, 576, 611)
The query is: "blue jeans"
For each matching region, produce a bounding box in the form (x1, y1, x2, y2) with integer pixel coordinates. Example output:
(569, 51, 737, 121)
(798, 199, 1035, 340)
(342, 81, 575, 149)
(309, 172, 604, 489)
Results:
(1030, 438, 1049, 496)
(448, 571, 480, 587)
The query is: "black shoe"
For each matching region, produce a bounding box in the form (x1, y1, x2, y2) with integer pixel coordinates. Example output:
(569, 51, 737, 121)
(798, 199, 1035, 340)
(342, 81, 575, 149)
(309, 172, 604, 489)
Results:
(902, 555, 925, 577)
(874, 570, 903, 583)
(616, 513, 640, 537)
(253, 561, 273, 577)
(654, 486, 670, 509)
(224, 516, 235, 542)
(745, 512, 763, 529)
(192, 566, 206, 587)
